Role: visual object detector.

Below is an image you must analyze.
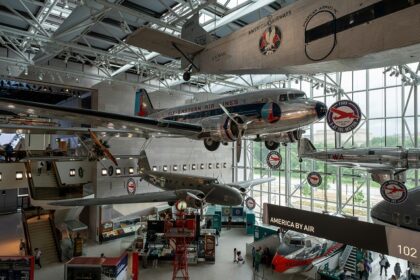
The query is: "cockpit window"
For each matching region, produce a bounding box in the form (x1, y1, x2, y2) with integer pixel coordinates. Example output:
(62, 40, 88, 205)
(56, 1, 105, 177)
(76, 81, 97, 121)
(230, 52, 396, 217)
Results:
(288, 93, 307, 100)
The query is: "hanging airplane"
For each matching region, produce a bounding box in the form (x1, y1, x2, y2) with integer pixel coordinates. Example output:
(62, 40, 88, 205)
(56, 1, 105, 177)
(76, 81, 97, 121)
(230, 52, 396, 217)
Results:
(49, 150, 274, 209)
(272, 230, 344, 273)
(0, 88, 327, 162)
(371, 187, 420, 232)
(298, 138, 420, 184)
(125, 0, 420, 81)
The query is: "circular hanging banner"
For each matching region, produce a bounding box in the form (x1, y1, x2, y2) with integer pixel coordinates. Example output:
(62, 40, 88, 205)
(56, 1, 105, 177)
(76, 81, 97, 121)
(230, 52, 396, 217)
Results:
(259, 26, 282, 55)
(307, 172, 322, 187)
(245, 197, 256, 210)
(380, 180, 408, 204)
(127, 178, 136, 195)
(327, 100, 362, 133)
(175, 200, 188, 212)
(266, 151, 282, 169)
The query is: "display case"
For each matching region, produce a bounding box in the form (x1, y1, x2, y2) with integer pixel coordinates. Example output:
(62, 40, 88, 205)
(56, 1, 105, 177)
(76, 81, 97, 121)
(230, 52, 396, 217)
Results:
(204, 235, 215, 262)
(100, 218, 140, 242)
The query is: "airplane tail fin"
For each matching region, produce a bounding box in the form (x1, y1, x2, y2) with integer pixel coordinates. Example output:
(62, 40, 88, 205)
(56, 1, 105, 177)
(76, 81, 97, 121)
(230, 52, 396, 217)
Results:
(138, 150, 151, 172)
(135, 89, 156, 117)
(180, 13, 212, 70)
(181, 13, 212, 46)
(298, 138, 317, 157)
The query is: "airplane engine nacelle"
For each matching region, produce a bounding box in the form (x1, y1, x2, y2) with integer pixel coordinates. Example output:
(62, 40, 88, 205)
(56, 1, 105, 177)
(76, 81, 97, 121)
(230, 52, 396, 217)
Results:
(261, 102, 281, 123)
(200, 115, 244, 142)
(272, 129, 303, 144)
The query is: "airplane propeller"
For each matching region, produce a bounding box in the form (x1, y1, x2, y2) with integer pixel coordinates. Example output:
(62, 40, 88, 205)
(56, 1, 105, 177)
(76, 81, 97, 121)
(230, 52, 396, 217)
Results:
(187, 187, 215, 218)
(88, 129, 118, 166)
(219, 104, 252, 163)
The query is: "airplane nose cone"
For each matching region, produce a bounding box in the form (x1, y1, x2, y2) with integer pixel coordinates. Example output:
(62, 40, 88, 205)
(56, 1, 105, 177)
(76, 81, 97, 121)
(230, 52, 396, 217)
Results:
(315, 102, 327, 119)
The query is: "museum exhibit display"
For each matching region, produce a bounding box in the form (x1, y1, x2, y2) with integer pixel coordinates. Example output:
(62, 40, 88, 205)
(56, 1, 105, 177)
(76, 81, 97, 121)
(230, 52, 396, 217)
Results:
(0, 0, 418, 279)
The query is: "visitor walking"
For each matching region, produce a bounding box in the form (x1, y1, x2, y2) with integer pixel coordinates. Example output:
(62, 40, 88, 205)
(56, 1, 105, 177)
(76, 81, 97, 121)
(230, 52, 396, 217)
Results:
(233, 248, 237, 263)
(379, 254, 389, 277)
(394, 263, 402, 278)
(34, 248, 42, 268)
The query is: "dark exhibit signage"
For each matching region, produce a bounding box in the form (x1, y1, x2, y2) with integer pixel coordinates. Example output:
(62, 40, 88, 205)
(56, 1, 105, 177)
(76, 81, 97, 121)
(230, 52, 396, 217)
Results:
(263, 203, 420, 264)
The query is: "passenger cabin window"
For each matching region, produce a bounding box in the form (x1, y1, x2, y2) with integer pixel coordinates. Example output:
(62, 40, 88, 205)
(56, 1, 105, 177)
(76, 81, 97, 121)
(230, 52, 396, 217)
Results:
(279, 94, 287, 102)
(404, 215, 412, 224)
(288, 93, 306, 100)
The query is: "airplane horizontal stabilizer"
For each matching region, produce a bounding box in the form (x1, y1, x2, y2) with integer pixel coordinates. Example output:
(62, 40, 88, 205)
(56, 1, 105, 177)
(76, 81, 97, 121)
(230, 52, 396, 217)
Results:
(236, 177, 275, 190)
(127, 27, 205, 59)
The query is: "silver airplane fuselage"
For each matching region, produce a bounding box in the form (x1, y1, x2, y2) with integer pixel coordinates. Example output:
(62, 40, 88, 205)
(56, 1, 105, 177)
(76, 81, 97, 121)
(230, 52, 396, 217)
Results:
(141, 170, 243, 206)
(302, 147, 420, 172)
(150, 89, 327, 138)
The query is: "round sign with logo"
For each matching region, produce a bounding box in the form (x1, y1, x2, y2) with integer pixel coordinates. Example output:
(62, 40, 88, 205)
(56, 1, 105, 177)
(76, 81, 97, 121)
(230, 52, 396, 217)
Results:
(307, 172, 322, 187)
(245, 197, 256, 210)
(266, 151, 282, 169)
(126, 178, 136, 195)
(380, 180, 408, 204)
(259, 25, 282, 55)
(327, 100, 362, 133)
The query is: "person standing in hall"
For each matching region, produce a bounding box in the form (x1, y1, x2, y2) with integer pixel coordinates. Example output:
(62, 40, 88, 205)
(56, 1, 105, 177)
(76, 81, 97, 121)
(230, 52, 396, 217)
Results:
(254, 247, 262, 273)
(34, 248, 42, 268)
(379, 254, 389, 277)
(357, 260, 365, 279)
(233, 248, 237, 263)
(252, 246, 256, 268)
(19, 239, 25, 256)
(394, 263, 402, 279)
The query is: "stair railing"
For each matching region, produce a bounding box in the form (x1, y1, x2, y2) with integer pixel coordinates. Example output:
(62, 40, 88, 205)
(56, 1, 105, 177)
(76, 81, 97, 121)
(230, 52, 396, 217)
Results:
(339, 245, 354, 268)
(21, 209, 33, 256)
(48, 211, 63, 262)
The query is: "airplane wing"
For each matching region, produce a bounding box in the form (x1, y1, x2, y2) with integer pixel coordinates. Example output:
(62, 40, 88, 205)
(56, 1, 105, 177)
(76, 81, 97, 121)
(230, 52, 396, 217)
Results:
(0, 98, 202, 139)
(235, 177, 276, 190)
(49, 189, 201, 207)
(0, 124, 148, 137)
(126, 27, 204, 59)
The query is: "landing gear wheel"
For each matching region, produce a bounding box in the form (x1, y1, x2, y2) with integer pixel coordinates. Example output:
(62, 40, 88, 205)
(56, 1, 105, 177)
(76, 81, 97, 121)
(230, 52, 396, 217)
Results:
(183, 72, 191, 81)
(265, 140, 280, 150)
(204, 139, 220, 151)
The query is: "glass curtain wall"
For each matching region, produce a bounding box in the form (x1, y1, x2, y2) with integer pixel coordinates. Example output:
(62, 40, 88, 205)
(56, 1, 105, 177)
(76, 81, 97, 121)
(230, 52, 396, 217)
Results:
(235, 63, 419, 222)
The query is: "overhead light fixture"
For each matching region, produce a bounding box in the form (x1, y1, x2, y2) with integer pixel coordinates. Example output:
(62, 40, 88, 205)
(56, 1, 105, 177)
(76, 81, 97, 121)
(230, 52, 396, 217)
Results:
(182, 165, 187, 171)
(101, 168, 107, 176)
(208, 163, 212, 169)
(128, 167, 134, 174)
(24, 67, 28, 75)
(115, 168, 121, 175)
(69, 169, 76, 176)
(173, 165, 178, 171)
(16, 172, 23, 180)
(200, 164, 205, 170)
(216, 163, 220, 169)
(152, 166, 157, 171)
(64, 0, 69, 9)
(192, 164, 196, 170)
(163, 165, 168, 172)
(0, 172, 2, 181)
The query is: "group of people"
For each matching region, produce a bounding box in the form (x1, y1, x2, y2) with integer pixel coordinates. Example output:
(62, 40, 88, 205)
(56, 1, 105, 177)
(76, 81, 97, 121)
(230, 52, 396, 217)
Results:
(250, 246, 272, 273)
(19, 239, 42, 268)
(379, 254, 403, 279)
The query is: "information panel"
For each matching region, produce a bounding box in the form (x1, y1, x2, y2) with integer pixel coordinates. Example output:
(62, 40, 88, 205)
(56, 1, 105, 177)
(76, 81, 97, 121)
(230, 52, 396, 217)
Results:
(263, 203, 420, 264)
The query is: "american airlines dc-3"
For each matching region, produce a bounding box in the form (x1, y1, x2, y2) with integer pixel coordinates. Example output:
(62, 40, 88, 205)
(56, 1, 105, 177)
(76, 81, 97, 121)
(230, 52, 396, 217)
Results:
(0, 89, 327, 162)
